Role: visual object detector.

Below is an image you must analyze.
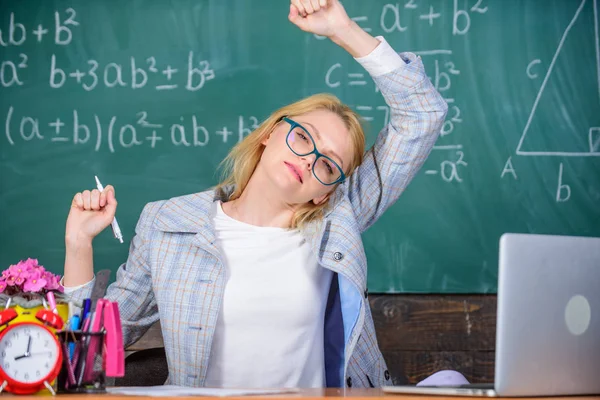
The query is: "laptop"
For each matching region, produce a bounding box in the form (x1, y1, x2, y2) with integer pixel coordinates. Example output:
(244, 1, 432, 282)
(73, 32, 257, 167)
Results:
(383, 233, 600, 397)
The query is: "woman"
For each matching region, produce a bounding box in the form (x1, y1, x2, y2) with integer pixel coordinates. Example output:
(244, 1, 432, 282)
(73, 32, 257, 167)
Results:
(63, 0, 447, 389)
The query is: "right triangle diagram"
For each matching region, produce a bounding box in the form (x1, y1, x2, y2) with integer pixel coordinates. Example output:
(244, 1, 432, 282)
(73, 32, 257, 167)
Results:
(516, 0, 600, 156)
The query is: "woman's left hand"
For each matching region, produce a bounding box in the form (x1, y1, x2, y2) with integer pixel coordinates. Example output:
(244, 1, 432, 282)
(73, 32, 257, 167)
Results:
(288, 0, 352, 38)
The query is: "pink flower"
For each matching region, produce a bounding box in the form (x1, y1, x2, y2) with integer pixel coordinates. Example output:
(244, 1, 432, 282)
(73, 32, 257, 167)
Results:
(43, 272, 60, 291)
(33, 266, 46, 275)
(23, 272, 47, 293)
(8, 264, 26, 278)
(42, 271, 53, 283)
(2, 259, 63, 294)
(8, 258, 39, 277)
(23, 258, 38, 266)
(23, 259, 40, 271)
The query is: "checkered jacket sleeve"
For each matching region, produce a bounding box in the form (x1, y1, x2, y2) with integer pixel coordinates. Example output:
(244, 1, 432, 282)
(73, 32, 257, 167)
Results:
(346, 53, 448, 233)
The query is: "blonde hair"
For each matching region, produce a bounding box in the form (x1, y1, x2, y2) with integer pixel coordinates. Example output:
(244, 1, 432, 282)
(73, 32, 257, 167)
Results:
(216, 93, 366, 229)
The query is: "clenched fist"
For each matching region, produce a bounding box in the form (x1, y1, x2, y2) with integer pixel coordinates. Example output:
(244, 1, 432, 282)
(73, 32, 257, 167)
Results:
(288, 0, 353, 38)
(65, 185, 117, 245)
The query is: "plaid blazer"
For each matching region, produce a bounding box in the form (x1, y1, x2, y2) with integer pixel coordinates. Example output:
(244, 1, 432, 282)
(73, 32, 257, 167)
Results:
(68, 52, 447, 388)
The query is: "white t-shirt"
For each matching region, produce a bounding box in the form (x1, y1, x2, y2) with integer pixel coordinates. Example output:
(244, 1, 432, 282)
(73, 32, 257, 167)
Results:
(203, 201, 333, 388)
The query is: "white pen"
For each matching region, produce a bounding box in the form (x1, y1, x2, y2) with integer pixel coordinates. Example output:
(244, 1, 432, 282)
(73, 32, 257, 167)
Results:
(94, 175, 124, 243)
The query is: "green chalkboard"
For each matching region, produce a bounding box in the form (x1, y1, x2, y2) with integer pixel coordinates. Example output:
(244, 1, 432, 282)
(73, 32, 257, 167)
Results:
(1, 0, 599, 293)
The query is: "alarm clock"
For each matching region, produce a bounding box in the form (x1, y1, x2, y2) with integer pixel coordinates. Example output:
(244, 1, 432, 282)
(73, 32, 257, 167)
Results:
(0, 317, 63, 394)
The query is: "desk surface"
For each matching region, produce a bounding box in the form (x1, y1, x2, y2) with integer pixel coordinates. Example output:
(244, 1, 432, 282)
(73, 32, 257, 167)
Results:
(12, 388, 600, 399)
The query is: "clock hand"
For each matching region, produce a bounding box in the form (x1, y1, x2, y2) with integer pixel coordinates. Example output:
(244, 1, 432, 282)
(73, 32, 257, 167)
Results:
(14, 337, 34, 360)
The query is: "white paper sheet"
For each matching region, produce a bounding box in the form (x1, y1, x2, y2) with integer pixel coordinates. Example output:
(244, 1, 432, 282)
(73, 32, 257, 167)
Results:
(107, 385, 300, 397)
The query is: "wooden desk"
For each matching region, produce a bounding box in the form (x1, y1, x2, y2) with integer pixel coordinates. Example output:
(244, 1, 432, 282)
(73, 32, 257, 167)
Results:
(10, 388, 600, 399)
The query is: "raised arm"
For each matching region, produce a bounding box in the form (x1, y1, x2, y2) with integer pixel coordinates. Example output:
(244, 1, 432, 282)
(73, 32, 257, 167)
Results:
(64, 197, 162, 347)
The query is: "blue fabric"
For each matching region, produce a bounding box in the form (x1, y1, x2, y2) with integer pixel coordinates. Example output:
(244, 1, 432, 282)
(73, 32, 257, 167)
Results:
(323, 273, 363, 387)
(338, 274, 362, 374)
(324, 274, 344, 387)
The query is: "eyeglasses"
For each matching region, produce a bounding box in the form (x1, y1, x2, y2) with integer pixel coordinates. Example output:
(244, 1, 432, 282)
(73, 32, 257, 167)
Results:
(282, 117, 346, 186)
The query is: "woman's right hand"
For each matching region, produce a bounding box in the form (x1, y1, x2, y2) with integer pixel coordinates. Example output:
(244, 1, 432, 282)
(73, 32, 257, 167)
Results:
(65, 185, 118, 246)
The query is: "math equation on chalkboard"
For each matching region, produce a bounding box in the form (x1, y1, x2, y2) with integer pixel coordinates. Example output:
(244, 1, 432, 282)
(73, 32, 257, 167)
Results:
(1, 0, 599, 207)
(0, 9, 215, 91)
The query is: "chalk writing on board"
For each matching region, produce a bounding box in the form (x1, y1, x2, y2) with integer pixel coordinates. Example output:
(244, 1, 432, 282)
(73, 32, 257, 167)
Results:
(500, 157, 518, 180)
(505, 0, 599, 203)
(419, 6, 442, 27)
(315, 0, 488, 40)
(425, 147, 468, 183)
(516, 0, 600, 157)
(3, 106, 259, 152)
(556, 163, 571, 202)
(452, 0, 488, 35)
(49, 53, 215, 92)
(325, 63, 372, 88)
(381, 0, 488, 35)
(419, 55, 462, 138)
(0, 9, 79, 47)
(381, 4, 407, 33)
(0, 54, 27, 87)
(0, 8, 216, 92)
(323, 54, 463, 140)
(433, 59, 460, 92)
(526, 59, 542, 79)
(1, 53, 213, 91)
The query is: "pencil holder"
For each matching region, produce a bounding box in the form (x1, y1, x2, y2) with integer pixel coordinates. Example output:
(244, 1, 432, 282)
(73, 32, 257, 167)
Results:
(56, 330, 106, 393)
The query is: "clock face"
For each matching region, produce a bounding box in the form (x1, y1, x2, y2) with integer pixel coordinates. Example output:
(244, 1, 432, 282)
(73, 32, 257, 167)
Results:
(0, 324, 59, 384)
